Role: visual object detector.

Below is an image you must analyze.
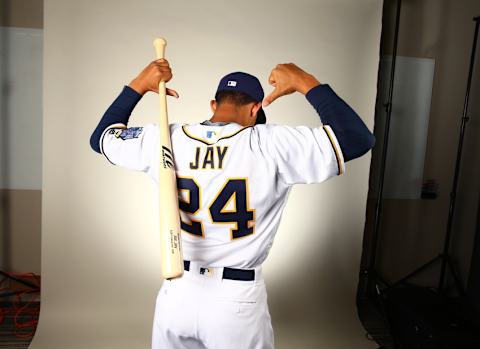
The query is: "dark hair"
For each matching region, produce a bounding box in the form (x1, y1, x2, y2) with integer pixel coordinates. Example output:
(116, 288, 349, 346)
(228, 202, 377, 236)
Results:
(215, 90, 257, 106)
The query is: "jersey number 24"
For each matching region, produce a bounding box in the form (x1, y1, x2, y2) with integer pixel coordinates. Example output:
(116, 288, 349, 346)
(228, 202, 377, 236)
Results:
(177, 177, 255, 240)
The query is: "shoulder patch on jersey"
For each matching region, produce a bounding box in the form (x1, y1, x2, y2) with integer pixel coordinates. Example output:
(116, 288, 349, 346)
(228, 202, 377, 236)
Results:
(116, 127, 143, 140)
(111, 129, 123, 138)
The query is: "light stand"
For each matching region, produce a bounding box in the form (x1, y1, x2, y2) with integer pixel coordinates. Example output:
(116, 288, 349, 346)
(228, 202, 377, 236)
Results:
(386, 15, 480, 295)
(365, 0, 402, 295)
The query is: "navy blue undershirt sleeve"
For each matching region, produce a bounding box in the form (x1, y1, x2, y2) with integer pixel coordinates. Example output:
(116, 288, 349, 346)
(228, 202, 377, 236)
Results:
(90, 85, 143, 153)
(306, 84, 375, 162)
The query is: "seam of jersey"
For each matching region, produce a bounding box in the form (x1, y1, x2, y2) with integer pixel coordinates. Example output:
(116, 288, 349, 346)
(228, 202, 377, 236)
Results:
(100, 123, 127, 165)
(322, 125, 344, 175)
(181, 125, 253, 145)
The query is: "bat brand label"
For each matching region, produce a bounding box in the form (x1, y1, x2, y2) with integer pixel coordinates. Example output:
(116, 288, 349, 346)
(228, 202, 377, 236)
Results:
(162, 146, 174, 169)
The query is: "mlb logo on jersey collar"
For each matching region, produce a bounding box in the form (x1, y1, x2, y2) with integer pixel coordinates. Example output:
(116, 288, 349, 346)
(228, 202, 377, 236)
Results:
(205, 130, 219, 142)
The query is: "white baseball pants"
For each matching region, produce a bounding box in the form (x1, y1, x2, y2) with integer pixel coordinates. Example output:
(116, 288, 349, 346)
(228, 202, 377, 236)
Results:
(151, 262, 274, 349)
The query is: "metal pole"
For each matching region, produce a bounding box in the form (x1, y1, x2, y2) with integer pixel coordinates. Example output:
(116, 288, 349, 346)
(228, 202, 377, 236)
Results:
(439, 16, 480, 290)
(368, 0, 402, 287)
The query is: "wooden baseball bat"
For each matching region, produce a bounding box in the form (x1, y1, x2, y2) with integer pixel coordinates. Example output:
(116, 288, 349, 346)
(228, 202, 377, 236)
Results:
(153, 37, 184, 279)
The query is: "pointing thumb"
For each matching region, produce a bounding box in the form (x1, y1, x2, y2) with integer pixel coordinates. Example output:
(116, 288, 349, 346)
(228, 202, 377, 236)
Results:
(263, 88, 281, 107)
(166, 88, 180, 98)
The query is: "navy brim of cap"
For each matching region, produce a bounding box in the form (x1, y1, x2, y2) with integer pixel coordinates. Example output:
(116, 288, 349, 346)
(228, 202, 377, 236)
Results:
(256, 107, 266, 125)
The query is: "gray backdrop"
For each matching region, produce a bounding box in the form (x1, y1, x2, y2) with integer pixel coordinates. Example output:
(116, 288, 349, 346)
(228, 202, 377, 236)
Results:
(31, 0, 382, 348)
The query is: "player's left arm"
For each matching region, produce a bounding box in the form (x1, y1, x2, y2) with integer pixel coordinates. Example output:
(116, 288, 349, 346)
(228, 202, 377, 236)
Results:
(89, 85, 155, 171)
(264, 63, 375, 162)
(89, 85, 143, 155)
(90, 59, 177, 153)
(90, 59, 178, 171)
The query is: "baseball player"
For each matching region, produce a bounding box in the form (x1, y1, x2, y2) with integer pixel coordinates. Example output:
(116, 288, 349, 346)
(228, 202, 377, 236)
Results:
(90, 59, 375, 349)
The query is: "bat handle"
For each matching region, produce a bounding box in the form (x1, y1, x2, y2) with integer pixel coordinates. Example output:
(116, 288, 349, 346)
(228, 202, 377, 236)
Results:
(153, 37, 167, 98)
(153, 38, 167, 109)
(153, 37, 167, 60)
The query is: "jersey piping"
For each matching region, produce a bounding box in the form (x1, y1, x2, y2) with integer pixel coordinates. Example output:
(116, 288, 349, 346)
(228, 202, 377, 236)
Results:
(322, 125, 344, 175)
(182, 125, 253, 146)
(100, 123, 127, 166)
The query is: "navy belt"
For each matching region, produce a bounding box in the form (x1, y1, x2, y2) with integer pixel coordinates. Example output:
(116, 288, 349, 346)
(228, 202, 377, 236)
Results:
(183, 260, 255, 281)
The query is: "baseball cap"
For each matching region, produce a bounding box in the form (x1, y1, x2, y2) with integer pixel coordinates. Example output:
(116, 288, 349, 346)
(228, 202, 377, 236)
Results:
(215, 72, 266, 124)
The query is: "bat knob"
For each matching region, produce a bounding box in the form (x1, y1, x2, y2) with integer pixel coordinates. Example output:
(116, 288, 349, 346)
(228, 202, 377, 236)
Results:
(153, 37, 167, 59)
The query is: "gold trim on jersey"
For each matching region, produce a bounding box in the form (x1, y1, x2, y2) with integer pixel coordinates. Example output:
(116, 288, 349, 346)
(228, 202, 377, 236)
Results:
(181, 125, 253, 145)
(180, 213, 206, 239)
(322, 126, 344, 175)
(99, 123, 128, 164)
(208, 177, 256, 241)
(178, 188, 191, 205)
(176, 176, 256, 240)
(220, 192, 237, 213)
(177, 176, 205, 238)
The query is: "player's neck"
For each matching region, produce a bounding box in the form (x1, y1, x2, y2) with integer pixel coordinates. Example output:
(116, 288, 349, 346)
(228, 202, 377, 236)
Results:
(210, 104, 242, 124)
(210, 104, 249, 126)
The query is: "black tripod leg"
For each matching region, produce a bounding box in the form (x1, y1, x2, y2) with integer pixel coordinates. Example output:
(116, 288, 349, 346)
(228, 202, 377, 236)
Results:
(386, 255, 441, 291)
(446, 257, 465, 296)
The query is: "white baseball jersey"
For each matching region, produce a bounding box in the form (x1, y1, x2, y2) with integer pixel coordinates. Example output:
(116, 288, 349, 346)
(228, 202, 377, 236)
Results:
(100, 121, 345, 268)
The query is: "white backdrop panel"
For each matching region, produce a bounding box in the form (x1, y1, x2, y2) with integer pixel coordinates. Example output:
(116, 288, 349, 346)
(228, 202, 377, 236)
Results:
(379, 55, 435, 199)
(32, 0, 382, 348)
(0, 27, 43, 190)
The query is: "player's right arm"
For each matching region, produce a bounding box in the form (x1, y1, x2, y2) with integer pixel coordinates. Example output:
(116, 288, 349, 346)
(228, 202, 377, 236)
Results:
(264, 63, 376, 159)
(262, 63, 376, 184)
(89, 59, 178, 170)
